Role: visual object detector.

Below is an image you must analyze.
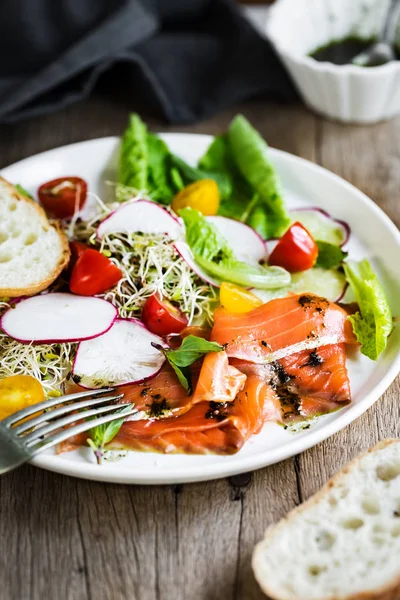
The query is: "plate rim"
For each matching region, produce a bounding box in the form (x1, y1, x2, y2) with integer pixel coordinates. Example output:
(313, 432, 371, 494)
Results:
(2, 133, 400, 484)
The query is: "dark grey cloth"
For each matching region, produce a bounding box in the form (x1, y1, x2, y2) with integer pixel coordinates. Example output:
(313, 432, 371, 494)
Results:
(0, 0, 297, 124)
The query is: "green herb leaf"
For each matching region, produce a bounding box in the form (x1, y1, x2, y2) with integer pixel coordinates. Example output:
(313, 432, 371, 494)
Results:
(15, 184, 33, 199)
(152, 335, 223, 393)
(87, 404, 132, 464)
(118, 113, 148, 192)
(228, 115, 290, 238)
(343, 259, 393, 360)
(316, 241, 348, 269)
(181, 207, 290, 289)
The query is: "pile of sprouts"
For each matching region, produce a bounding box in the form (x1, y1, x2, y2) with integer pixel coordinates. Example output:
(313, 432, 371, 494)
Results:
(0, 191, 217, 396)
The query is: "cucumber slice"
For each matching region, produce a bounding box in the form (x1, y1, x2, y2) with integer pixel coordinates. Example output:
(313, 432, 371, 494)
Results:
(289, 208, 349, 246)
(251, 267, 347, 303)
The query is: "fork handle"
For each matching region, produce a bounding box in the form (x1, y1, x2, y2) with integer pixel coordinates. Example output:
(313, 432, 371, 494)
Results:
(0, 436, 31, 475)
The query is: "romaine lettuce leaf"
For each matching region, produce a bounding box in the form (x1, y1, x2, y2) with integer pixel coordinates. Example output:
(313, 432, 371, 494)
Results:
(169, 154, 232, 201)
(199, 135, 255, 221)
(228, 115, 290, 238)
(344, 259, 393, 360)
(146, 133, 175, 204)
(181, 207, 290, 289)
(118, 113, 148, 192)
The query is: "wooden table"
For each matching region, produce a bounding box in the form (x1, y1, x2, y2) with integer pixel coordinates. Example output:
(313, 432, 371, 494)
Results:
(0, 94, 399, 600)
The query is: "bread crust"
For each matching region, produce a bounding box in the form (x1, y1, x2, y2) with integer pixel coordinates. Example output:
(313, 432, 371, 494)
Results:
(0, 177, 70, 298)
(252, 440, 400, 600)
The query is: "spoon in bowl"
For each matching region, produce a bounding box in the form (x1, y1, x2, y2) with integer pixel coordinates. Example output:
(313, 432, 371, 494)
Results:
(352, 0, 400, 66)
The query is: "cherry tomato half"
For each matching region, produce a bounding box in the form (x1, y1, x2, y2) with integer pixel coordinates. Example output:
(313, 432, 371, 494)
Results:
(70, 248, 123, 296)
(141, 294, 188, 336)
(68, 241, 88, 272)
(268, 222, 318, 273)
(38, 176, 88, 219)
(0, 375, 44, 421)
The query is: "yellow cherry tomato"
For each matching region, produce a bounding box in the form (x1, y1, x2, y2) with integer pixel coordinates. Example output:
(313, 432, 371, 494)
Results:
(0, 375, 44, 420)
(172, 179, 219, 216)
(219, 282, 263, 313)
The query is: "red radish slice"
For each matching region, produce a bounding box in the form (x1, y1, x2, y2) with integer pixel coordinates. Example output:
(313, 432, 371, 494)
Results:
(174, 240, 221, 287)
(72, 318, 167, 388)
(206, 216, 266, 264)
(1, 293, 117, 343)
(288, 208, 350, 247)
(96, 199, 182, 239)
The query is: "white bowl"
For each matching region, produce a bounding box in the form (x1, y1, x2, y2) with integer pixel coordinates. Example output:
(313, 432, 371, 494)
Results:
(266, 0, 400, 123)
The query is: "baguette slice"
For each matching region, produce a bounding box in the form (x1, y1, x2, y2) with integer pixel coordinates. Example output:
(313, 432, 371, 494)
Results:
(253, 440, 400, 600)
(0, 177, 70, 297)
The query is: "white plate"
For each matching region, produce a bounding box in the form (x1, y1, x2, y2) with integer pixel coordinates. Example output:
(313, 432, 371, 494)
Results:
(1, 134, 400, 484)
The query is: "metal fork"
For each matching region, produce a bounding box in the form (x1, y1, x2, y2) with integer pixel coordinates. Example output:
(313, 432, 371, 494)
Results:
(0, 388, 137, 474)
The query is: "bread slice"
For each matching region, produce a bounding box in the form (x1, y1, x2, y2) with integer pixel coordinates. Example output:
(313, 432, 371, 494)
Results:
(0, 176, 70, 297)
(253, 440, 400, 600)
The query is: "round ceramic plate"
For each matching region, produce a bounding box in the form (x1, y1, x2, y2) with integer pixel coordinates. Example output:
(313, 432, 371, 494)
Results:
(1, 134, 400, 484)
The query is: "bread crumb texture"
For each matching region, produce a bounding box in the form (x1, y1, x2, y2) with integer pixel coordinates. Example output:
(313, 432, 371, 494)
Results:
(253, 440, 400, 600)
(0, 178, 69, 295)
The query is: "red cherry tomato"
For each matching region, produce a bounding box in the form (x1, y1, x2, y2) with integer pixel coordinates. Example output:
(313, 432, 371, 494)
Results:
(268, 222, 318, 273)
(141, 294, 188, 336)
(38, 177, 87, 219)
(70, 249, 122, 296)
(68, 241, 88, 270)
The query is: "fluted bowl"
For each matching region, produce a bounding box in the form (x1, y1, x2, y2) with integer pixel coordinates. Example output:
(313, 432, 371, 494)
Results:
(266, 0, 400, 123)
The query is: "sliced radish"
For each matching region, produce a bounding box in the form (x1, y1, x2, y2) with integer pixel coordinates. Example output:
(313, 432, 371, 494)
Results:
(206, 216, 266, 264)
(1, 293, 117, 343)
(96, 199, 182, 239)
(73, 318, 166, 388)
(174, 240, 221, 287)
(288, 208, 350, 247)
(251, 267, 347, 303)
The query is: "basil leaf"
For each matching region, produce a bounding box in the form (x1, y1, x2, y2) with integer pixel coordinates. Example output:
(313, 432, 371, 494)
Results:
(87, 404, 132, 463)
(152, 335, 223, 393)
(316, 241, 348, 269)
(343, 259, 392, 360)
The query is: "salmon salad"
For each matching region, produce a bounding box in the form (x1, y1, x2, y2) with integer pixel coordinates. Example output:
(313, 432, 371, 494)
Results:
(0, 114, 393, 463)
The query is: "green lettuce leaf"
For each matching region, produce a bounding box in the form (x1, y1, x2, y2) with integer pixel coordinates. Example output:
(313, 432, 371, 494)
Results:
(169, 154, 232, 200)
(316, 241, 348, 269)
(181, 207, 290, 289)
(228, 115, 290, 238)
(146, 133, 175, 204)
(343, 259, 393, 360)
(118, 113, 148, 192)
(199, 135, 255, 221)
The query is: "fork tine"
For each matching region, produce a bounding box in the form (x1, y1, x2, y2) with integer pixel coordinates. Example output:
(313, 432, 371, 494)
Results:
(24, 399, 130, 445)
(2, 387, 115, 427)
(14, 394, 124, 435)
(28, 405, 138, 456)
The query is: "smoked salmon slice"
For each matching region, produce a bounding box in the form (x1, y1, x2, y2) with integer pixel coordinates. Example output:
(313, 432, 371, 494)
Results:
(232, 343, 350, 422)
(211, 294, 357, 363)
(120, 350, 246, 417)
(111, 371, 268, 455)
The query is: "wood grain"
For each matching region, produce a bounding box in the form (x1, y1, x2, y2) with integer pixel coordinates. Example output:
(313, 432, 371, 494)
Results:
(0, 95, 398, 600)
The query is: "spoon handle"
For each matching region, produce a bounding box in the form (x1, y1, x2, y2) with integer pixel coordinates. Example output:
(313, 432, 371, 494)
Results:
(381, 0, 400, 45)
